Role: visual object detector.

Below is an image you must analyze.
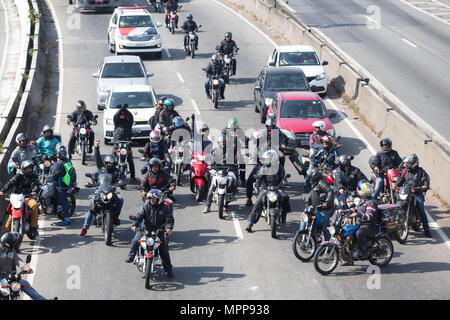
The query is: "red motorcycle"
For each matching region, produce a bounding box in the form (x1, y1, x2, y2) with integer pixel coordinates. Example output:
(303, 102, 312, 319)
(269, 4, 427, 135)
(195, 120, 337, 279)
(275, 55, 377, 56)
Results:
(372, 168, 401, 204)
(190, 152, 209, 202)
(4, 194, 33, 251)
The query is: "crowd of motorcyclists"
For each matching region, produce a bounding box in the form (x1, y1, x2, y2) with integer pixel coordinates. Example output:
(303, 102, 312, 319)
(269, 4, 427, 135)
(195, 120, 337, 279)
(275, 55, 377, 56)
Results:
(0, 1, 436, 299)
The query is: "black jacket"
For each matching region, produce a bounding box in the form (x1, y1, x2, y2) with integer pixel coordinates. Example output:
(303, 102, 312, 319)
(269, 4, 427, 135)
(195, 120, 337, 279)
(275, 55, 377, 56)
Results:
(132, 201, 174, 232)
(148, 107, 163, 129)
(50, 159, 77, 189)
(94, 146, 121, 184)
(306, 179, 334, 208)
(143, 141, 169, 161)
(141, 169, 174, 193)
(334, 166, 367, 192)
(67, 110, 96, 126)
(352, 199, 380, 225)
(255, 164, 286, 190)
(113, 107, 134, 141)
(182, 20, 198, 33)
(0, 171, 40, 195)
(205, 61, 226, 77)
(396, 167, 430, 191)
(216, 39, 238, 55)
(159, 109, 181, 129)
(167, 124, 192, 141)
(165, 0, 178, 11)
(375, 150, 402, 172)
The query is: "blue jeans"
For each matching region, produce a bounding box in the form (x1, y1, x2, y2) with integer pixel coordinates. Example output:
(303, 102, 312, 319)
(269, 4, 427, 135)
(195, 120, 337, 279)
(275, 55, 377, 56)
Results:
(20, 279, 46, 300)
(415, 194, 429, 231)
(337, 194, 347, 210)
(55, 188, 70, 220)
(205, 77, 225, 96)
(246, 166, 259, 199)
(83, 194, 124, 229)
(321, 209, 331, 241)
(372, 177, 384, 200)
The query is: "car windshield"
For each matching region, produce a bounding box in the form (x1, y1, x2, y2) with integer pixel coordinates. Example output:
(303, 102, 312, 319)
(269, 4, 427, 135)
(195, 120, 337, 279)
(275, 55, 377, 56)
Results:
(280, 100, 326, 119)
(110, 92, 155, 109)
(119, 15, 154, 28)
(101, 63, 145, 78)
(279, 52, 320, 66)
(264, 73, 309, 91)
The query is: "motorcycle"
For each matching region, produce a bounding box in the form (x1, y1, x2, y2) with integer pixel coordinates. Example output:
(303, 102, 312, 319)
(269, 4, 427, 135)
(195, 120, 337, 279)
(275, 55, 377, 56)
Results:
(260, 173, 291, 239)
(313, 211, 394, 275)
(372, 168, 401, 204)
(71, 115, 98, 165)
(166, 7, 181, 34)
(38, 176, 78, 219)
(36, 154, 57, 183)
(0, 255, 32, 300)
(3, 194, 33, 251)
(153, 0, 163, 13)
(169, 139, 191, 186)
(395, 185, 423, 244)
(85, 172, 125, 246)
(190, 152, 209, 202)
(219, 48, 239, 83)
(202, 68, 227, 109)
(114, 141, 134, 180)
(185, 26, 201, 58)
(292, 205, 326, 262)
(209, 164, 237, 219)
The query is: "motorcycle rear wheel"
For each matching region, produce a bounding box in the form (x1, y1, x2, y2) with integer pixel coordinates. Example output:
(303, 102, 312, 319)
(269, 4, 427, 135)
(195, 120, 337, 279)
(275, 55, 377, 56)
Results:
(314, 244, 339, 275)
(368, 237, 393, 267)
(292, 230, 317, 262)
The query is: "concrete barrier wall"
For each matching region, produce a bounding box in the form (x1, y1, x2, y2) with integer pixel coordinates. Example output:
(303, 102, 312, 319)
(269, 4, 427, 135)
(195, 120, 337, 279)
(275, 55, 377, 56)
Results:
(226, 0, 450, 201)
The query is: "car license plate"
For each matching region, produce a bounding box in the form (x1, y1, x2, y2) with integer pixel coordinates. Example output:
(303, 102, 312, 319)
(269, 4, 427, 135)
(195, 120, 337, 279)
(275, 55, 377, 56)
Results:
(301, 140, 309, 146)
(134, 129, 141, 133)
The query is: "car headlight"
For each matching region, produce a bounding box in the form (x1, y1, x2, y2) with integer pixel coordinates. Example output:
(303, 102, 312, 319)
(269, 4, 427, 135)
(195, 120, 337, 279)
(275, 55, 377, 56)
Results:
(281, 129, 295, 140)
(119, 35, 128, 40)
(80, 128, 87, 135)
(11, 282, 21, 292)
(151, 35, 160, 40)
(326, 128, 334, 137)
(316, 72, 326, 80)
(268, 191, 277, 202)
(106, 118, 113, 125)
(264, 98, 273, 106)
(120, 148, 127, 156)
(146, 238, 155, 247)
(329, 226, 336, 235)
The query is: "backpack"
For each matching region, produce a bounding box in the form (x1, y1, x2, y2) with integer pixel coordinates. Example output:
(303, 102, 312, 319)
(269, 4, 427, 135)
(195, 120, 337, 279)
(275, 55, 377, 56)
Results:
(61, 161, 77, 187)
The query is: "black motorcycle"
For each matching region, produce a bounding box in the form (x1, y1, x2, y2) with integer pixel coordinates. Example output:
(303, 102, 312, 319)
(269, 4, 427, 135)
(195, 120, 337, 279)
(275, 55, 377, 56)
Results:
(85, 172, 125, 246)
(185, 26, 201, 58)
(38, 176, 78, 219)
(218, 48, 238, 83)
(204, 73, 225, 109)
(396, 185, 423, 243)
(70, 115, 98, 165)
(114, 141, 134, 180)
(0, 255, 32, 300)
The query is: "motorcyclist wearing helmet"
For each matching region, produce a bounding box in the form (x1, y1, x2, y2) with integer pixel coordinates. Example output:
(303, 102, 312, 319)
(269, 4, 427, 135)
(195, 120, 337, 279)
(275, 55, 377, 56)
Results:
(126, 189, 174, 279)
(264, 117, 288, 167)
(166, 116, 192, 144)
(304, 167, 335, 241)
(7, 133, 37, 175)
(67, 100, 97, 158)
(0, 160, 40, 239)
(0, 232, 47, 299)
(193, 122, 213, 154)
(112, 104, 136, 183)
(220, 118, 247, 186)
(140, 130, 171, 175)
(395, 154, 431, 238)
(204, 54, 227, 100)
(216, 32, 239, 77)
(334, 155, 368, 209)
(79, 139, 125, 237)
(181, 13, 199, 51)
(165, 0, 179, 28)
(304, 136, 337, 192)
(371, 138, 402, 201)
(245, 150, 291, 232)
(49, 144, 77, 226)
(244, 130, 267, 207)
(140, 158, 175, 200)
(340, 181, 380, 260)
(309, 120, 340, 150)
(159, 98, 181, 132)
(35, 125, 60, 157)
(149, 96, 168, 129)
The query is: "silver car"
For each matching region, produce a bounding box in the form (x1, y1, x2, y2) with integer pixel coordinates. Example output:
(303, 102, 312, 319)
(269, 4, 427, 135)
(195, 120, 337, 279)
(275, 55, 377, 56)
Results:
(92, 55, 154, 110)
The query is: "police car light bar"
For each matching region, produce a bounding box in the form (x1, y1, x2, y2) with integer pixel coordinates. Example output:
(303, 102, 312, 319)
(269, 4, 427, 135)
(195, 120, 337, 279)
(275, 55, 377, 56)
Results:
(118, 6, 148, 10)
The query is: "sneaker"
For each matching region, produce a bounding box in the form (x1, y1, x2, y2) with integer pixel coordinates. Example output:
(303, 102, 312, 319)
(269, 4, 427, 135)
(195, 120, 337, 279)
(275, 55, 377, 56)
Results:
(113, 216, 120, 226)
(59, 219, 70, 226)
(202, 206, 211, 214)
(80, 227, 87, 237)
(245, 198, 253, 207)
(125, 257, 134, 263)
(245, 224, 253, 233)
(88, 147, 93, 154)
(424, 230, 432, 238)
(220, 94, 225, 100)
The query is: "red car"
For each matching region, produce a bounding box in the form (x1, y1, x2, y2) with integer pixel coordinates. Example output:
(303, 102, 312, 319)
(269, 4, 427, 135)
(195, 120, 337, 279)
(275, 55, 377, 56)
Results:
(267, 91, 336, 149)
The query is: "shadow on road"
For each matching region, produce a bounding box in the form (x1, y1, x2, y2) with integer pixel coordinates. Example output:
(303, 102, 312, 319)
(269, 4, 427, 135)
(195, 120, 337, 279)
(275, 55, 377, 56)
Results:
(169, 229, 238, 251)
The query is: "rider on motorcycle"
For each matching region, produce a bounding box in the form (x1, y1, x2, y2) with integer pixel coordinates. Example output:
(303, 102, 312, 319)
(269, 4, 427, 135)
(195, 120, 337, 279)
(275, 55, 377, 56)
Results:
(0, 161, 40, 239)
(305, 168, 335, 241)
(304, 136, 337, 192)
(7, 133, 36, 175)
(49, 145, 77, 226)
(0, 233, 48, 299)
(159, 99, 181, 133)
(181, 13, 199, 51)
(244, 130, 267, 207)
(264, 117, 288, 167)
(220, 118, 247, 186)
(140, 130, 172, 175)
(371, 138, 402, 201)
(216, 32, 238, 76)
(79, 139, 124, 237)
(67, 100, 97, 158)
(126, 189, 174, 279)
(245, 150, 291, 232)
(113, 104, 136, 183)
(395, 154, 431, 238)
(165, 0, 179, 29)
(35, 125, 60, 157)
(166, 116, 192, 144)
(140, 158, 175, 201)
(148, 96, 168, 130)
(204, 54, 227, 100)
(309, 120, 341, 150)
(334, 155, 368, 209)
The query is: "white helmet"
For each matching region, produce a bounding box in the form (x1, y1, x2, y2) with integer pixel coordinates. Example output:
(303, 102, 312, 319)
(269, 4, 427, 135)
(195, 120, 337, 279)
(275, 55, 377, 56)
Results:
(150, 130, 161, 144)
(312, 120, 325, 131)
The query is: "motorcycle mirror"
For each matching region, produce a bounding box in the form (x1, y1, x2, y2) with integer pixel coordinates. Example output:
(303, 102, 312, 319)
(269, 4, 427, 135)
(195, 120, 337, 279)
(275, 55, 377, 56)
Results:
(85, 173, 92, 178)
(137, 148, 145, 154)
(201, 68, 206, 72)
(299, 196, 306, 202)
(26, 255, 32, 264)
(129, 215, 137, 221)
(185, 117, 190, 122)
(285, 174, 291, 179)
(94, 115, 99, 119)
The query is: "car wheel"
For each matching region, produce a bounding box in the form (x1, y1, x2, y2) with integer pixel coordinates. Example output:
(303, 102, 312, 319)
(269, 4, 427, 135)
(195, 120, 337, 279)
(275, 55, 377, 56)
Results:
(108, 37, 115, 53)
(260, 106, 267, 123)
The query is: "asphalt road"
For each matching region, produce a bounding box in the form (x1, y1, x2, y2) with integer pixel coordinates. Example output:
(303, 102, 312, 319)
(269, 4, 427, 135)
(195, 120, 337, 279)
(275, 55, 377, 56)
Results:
(18, 0, 450, 300)
(281, 0, 450, 141)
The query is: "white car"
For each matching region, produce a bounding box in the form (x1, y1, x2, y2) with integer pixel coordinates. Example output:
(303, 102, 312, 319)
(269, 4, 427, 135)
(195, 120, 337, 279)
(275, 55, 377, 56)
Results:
(107, 6, 163, 57)
(92, 55, 154, 109)
(267, 45, 328, 96)
(103, 85, 157, 144)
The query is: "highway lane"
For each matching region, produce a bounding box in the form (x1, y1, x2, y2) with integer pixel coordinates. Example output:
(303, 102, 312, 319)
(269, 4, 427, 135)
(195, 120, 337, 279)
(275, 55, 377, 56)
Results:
(279, 0, 450, 141)
(19, 0, 450, 300)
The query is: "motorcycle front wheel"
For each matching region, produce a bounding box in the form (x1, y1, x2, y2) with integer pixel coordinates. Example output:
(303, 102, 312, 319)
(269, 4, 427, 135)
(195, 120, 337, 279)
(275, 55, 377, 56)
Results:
(213, 90, 219, 108)
(191, 43, 195, 58)
(176, 164, 182, 186)
(145, 257, 154, 289)
(81, 145, 87, 165)
(396, 219, 409, 244)
(368, 237, 393, 267)
(270, 214, 277, 239)
(292, 230, 317, 262)
(12, 219, 23, 252)
(314, 244, 339, 275)
(218, 194, 225, 219)
(104, 210, 113, 246)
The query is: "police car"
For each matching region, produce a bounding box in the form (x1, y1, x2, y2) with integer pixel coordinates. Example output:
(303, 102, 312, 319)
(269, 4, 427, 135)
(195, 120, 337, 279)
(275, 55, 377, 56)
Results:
(107, 6, 163, 58)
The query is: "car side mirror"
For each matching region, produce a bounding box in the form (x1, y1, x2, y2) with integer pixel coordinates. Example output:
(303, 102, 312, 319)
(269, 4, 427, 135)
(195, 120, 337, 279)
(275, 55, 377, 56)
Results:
(328, 112, 337, 119)
(146, 72, 154, 77)
(92, 72, 99, 78)
(322, 61, 329, 66)
(98, 105, 105, 111)
(268, 61, 276, 67)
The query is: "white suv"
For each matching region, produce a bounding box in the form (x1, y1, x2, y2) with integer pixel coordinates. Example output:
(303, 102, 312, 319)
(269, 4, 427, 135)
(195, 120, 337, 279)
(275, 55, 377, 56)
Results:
(108, 6, 163, 58)
(267, 45, 328, 96)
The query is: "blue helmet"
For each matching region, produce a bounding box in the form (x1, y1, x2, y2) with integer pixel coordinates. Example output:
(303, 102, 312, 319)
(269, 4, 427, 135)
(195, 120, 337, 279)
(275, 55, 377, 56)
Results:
(186, 13, 193, 20)
(173, 116, 184, 128)
(163, 98, 175, 109)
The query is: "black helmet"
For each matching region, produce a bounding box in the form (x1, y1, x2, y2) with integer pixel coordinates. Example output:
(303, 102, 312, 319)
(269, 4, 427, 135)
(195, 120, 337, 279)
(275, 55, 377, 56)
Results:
(310, 168, 323, 186)
(158, 96, 168, 105)
(76, 100, 87, 112)
(15, 133, 29, 147)
(42, 125, 53, 137)
(369, 155, 380, 170)
(380, 138, 392, 153)
(148, 157, 162, 169)
(21, 160, 35, 175)
(103, 154, 118, 171)
(224, 32, 232, 40)
(1, 232, 20, 249)
(200, 123, 209, 136)
(403, 153, 419, 170)
(56, 144, 68, 159)
(338, 155, 353, 169)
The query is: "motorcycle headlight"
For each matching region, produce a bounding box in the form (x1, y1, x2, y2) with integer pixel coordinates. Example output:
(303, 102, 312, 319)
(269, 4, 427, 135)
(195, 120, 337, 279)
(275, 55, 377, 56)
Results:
(391, 176, 399, 182)
(197, 154, 206, 161)
(212, 79, 219, 85)
(44, 160, 51, 168)
(300, 213, 308, 223)
(11, 200, 22, 209)
(264, 98, 273, 106)
(146, 238, 155, 247)
(120, 148, 127, 156)
(316, 72, 326, 80)
(268, 191, 277, 202)
(80, 128, 87, 135)
(224, 57, 231, 63)
(106, 118, 113, 126)
(326, 128, 334, 137)
(399, 193, 408, 200)
(329, 226, 336, 235)
(107, 192, 114, 200)
(11, 282, 21, 292)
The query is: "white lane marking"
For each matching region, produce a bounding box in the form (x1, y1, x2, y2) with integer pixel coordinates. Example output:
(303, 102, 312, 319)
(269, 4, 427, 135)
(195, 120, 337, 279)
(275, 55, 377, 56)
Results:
(231, 211, 244, 239)
(0, 0, 10, 82)
(191, 99, 201, 115)
(177, 72, 184, 83)
(326, 98, 450, 250)
(165, 48, 172, 59)
(399, 0, 450, 26)
(365, 15, 379, 24)
(402, 38, 418, 48)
